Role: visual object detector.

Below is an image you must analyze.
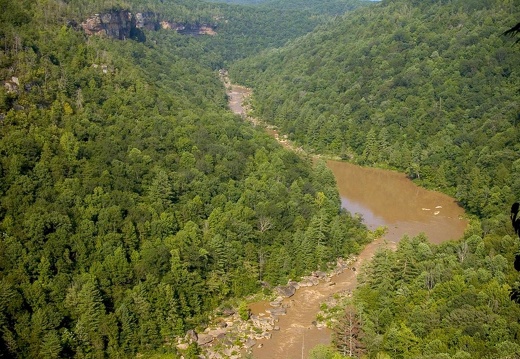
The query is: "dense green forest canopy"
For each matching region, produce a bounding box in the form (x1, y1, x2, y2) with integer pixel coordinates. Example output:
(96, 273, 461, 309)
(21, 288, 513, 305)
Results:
(3, 0, 520, 357)
(0, 0, 369, 357)
(354, 233, 520, 358)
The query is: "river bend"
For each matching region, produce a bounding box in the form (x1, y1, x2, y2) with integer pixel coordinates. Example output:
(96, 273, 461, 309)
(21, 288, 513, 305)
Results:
(224, 79, 468, 358)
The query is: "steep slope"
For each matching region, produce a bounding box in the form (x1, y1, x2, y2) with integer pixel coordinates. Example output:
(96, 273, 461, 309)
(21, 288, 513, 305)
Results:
(230, 0, 520, 218)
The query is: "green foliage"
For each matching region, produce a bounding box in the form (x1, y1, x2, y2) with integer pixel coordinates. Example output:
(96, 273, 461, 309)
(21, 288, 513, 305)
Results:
(309, 344, 340, 359)
(237, 301, 250, 321)
(355, 233, 520, 358)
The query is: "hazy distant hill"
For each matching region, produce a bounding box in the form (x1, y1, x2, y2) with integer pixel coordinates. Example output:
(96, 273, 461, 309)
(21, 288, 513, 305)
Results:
(206, 0, 366, 15)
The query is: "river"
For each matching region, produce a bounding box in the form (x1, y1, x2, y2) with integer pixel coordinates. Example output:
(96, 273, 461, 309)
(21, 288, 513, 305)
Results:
(224, 79, 468, 358)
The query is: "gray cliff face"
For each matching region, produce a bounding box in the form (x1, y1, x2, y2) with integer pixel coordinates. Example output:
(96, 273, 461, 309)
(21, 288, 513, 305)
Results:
(81, 11, 216, 41)
(81, 11, 136, 40)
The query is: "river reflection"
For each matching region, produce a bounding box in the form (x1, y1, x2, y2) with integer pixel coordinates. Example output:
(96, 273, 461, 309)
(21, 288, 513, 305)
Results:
(327, 160, 468, 244)
(340, 196, 387, 228)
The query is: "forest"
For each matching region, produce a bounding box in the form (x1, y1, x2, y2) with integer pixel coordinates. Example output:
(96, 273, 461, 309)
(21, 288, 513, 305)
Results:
(1, 0, 520, 358)
(0, 0, 369, 357)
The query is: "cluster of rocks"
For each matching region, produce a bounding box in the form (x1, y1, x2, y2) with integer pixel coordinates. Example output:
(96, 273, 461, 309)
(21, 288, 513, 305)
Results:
(273, 257, 354, 299)
(175, 307, 276, 359)
(175, 256, 356, 358)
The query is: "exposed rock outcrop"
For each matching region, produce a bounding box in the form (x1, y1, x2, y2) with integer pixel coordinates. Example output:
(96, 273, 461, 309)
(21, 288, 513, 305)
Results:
(4, 77, 19, 94)
(81, 11, 136, 40)
(81, 10, 217, 41)
(197, 334, 214, 346)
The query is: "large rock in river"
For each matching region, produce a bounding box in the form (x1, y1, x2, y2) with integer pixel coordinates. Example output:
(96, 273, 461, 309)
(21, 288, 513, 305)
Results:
(275, 284, 296, 297)
(266, 307, 287, 316)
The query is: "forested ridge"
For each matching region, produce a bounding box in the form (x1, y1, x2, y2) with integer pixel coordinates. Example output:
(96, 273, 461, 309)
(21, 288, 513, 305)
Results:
(227, 0, 520, 358)
(205, 0, 365, 17)
(0, 0, 369, 357)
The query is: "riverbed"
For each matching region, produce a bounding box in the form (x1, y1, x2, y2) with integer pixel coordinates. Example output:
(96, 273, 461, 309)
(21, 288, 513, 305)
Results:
(223, 79, 468, 358)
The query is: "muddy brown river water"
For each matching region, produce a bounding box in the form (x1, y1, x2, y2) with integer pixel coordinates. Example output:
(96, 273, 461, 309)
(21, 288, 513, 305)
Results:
(327, 161, 468, 245)
(224, 80, 468, 358)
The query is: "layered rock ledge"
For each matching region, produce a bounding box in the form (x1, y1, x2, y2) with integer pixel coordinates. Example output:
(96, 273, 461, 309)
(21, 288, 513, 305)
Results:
(80, 10, 217, 41)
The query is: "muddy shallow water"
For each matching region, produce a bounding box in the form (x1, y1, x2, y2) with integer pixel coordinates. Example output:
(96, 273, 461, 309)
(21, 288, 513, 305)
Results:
(327, 160, 468, 245)
(224, 79, 468, 358)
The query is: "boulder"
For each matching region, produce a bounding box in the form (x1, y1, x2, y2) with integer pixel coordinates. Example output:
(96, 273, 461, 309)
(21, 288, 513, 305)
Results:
(275, 284, 296, 298)
(267, 307, 286, 316)
(287, 280, 300, 289)
(186, 329, 198, 343)
(222, 308, 235, 317)
(207, 328, 227, 338)
(197, 334, 214, 346)
(244, 339, 256, 349)
(300, 277, 319, 286)
(313, 271, 327, 278)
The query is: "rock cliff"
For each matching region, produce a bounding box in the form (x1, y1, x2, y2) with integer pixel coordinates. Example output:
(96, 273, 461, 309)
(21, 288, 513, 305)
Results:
(81, 10, 216, 41)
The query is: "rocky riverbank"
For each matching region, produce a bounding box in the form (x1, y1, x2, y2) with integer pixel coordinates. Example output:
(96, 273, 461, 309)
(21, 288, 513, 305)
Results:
(174, 256, 357, 358)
